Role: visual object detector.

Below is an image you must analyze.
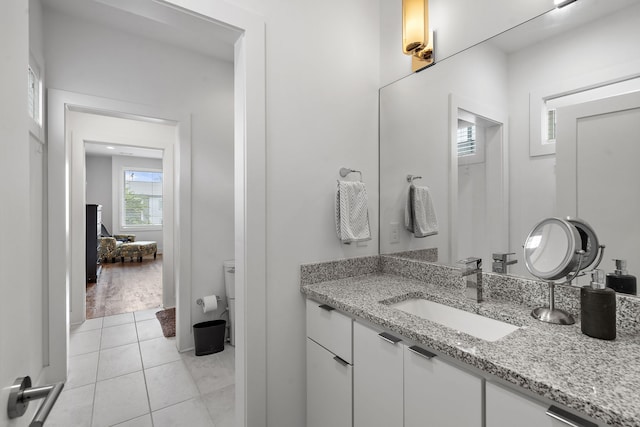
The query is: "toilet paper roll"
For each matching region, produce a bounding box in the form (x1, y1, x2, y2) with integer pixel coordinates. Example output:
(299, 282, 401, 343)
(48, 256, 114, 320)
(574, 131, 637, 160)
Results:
(201, 295, 218, 313)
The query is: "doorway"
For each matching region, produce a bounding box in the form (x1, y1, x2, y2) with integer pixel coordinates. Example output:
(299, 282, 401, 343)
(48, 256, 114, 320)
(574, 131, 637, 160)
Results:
(43, 0, 268, 425)
(85, 140, 165, 319)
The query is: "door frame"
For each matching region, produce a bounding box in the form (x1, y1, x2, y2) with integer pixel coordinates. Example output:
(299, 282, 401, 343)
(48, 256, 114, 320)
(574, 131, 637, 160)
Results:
(47, 91, 190, 379)
(46, 1, 267, 426)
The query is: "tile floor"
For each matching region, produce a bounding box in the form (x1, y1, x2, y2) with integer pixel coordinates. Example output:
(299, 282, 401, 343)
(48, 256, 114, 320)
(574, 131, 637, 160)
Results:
(48, 308, 235, 427)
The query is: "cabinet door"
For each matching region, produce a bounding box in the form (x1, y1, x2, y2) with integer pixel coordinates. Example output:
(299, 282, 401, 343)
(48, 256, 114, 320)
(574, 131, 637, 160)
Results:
(306, 299, 353, 363)
(353, 321, 403, 427)
(404, 345, 482, 427)
(486, 382, 598, 427)
(307, 338, 352, 427)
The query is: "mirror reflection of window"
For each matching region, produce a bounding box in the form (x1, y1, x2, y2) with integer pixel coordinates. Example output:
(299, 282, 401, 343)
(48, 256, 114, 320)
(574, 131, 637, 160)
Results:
(543, 77, 640, 146)
(457, 124, 476, 157)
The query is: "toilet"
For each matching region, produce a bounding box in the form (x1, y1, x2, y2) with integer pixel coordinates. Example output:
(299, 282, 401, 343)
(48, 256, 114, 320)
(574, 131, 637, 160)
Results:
(223, 260, 236, 346)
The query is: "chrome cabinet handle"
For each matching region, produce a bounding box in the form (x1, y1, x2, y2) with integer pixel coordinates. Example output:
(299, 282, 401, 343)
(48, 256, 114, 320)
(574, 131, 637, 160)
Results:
(319, 304, 335, 312)
(546, 405, 597, 427)
(8, 376, 65, 427)
(333, 355, 349, 367)
(408, 345, 436, 359)
(378, 332, 402, 345)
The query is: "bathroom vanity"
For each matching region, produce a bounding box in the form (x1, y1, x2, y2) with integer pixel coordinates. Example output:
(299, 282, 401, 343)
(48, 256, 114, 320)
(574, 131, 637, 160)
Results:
(301, 256, 640, 427)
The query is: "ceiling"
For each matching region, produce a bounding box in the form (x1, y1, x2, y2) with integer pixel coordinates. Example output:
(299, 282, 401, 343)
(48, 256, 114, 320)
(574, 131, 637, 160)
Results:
(489, 0, 640, 53)
(85, 141, 163, 159)
(41, 0, 241, 62)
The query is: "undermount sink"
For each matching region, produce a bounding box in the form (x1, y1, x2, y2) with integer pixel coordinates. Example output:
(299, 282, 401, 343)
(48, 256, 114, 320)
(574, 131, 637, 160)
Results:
(390, 298, 519, 342)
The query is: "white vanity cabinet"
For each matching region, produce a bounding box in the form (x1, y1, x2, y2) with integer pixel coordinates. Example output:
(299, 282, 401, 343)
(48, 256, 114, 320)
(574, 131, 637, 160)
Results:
(306, 299, 353, 427)
(486, 382, 599, 427)
(404, 343, 483, 427)
(353, 321, 404, 427)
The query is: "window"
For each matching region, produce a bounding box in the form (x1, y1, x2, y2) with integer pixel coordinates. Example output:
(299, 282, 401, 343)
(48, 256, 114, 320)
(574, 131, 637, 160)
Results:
(546, 109, 557, 142)
(28, 56, 43, 139)
(122, 169, 163, 228)
(457, 125, 476, 157)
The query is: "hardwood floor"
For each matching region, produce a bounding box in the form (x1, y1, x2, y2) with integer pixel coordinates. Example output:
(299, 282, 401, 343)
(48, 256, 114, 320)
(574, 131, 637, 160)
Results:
(87, 255, 163, 319)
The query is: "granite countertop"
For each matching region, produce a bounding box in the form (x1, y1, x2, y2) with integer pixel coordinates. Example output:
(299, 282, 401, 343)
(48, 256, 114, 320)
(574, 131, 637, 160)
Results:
(301, 273, 640, 427)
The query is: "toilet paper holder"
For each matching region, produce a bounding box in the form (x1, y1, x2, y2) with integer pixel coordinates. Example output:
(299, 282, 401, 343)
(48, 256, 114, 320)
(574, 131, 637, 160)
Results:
(196, 296, 221, 307)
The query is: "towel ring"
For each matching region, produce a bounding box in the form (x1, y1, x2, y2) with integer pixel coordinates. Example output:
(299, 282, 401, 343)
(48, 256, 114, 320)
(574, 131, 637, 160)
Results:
(407, 174, 423, 183)
(339, 167, 363, 182)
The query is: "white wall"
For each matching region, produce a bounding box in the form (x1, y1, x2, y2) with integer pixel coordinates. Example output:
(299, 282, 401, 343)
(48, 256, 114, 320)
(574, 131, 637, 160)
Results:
(86, 154, 165, 248)
(86, 156, 112, 230)
(380, 0, 554, 86)
(204, 0, 381, 425)
(43, 8, 234, 333)
(506, 3, 640, 277)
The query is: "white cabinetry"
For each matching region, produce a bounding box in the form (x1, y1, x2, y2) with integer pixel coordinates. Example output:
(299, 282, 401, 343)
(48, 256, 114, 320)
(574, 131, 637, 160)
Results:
(404, 344, 483, 427)
(306, 299, 353, 427)
(486, 382, 598, 427)
(353, 321, 404, 427)
(307, 338, 353, 427)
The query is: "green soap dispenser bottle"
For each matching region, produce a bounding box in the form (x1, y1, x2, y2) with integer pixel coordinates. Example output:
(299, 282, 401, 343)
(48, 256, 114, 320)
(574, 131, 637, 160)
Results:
(581, 269, 616, 340)
(606, 259, 637, 295)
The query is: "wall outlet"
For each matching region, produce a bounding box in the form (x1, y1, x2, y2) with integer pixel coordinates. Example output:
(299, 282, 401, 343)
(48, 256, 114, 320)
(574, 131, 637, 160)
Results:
(390, 222, 400, 244)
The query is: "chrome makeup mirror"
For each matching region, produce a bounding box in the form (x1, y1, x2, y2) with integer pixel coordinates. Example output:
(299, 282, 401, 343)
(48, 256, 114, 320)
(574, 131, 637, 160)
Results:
(523, 217, 604, 325)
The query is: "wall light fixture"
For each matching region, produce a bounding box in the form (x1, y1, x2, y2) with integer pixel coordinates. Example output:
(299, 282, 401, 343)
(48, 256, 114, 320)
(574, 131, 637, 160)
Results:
(402, 0, 434, 72)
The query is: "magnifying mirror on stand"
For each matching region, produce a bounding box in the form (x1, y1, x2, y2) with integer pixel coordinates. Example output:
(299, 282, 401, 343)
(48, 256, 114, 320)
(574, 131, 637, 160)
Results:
(523, 217, 605, 325)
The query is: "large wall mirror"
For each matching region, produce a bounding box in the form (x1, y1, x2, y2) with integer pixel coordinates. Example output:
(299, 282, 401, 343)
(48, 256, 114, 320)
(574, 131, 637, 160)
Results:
(379, 0, 640, 291)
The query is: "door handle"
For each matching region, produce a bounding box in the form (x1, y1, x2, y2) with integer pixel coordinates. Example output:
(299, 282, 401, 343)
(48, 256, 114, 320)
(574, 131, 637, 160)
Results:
(408, 345, 437, 359)
(333, 355, 350, 367)
(8, 376, 65, 427)
(546, 405, 597, 427)
(378, 332, 402, 345)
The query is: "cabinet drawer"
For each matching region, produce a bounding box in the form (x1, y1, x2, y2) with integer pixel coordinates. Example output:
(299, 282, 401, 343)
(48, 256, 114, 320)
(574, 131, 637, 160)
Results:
(486, 382, 599, 427)
(306, 299, 352, 363)
(307, 338, 353, 427)
(404, 344, 482, 427)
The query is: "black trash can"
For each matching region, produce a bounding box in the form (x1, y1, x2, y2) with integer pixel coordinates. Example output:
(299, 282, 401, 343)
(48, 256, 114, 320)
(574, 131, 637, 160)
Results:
(193, 320, 226, 356)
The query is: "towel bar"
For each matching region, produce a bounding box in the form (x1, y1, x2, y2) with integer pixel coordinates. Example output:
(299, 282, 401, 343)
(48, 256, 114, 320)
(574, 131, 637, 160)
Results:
(407, 174, 423, 183)
(339, 167, 363, 181)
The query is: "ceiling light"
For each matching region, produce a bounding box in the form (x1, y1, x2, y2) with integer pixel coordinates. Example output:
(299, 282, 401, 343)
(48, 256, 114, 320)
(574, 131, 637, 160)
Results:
(402, 0, 434, 72)
(554, 0, 578, 9)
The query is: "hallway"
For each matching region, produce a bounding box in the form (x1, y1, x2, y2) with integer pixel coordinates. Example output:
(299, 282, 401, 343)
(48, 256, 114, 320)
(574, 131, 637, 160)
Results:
(48, 309, 235, 426)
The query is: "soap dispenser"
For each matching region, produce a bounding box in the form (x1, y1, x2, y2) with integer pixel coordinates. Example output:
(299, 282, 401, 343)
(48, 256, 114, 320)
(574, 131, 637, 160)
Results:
(606, 259, 637, 295)
(581, 269, 616, 340)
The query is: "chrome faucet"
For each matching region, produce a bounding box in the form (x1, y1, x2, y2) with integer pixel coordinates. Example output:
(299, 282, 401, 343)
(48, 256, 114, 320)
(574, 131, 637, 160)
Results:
(458, 257, 482, 303)
(492, 252, 517, 274)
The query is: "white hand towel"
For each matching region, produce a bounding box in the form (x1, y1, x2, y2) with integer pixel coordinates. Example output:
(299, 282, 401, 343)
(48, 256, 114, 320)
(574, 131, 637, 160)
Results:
(335, 180, 372, 244)
(405, 185, 438, 238)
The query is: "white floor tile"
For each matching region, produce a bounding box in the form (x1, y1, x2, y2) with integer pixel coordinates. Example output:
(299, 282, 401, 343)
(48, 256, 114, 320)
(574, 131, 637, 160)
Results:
(111, 413, 153, 427)
(100, 322, 138, 350)
(46, 383, 95, 427)
(71, 317, 104, 334)
(97, 342, 142, 381)
(139, 337, 181, 368)
(145, 360, 200, 411)
(92, 371, 149, 427)
(134, 307, 162, 322)
(181, 346, 235, 395)
(152, 398, 214, 427)
(67, 351, 99, 390)
(70, 329, 102, 356)
(203, 384, 235, 427)
(103, 312, 135, 328)
(135, 318, 164, 342)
